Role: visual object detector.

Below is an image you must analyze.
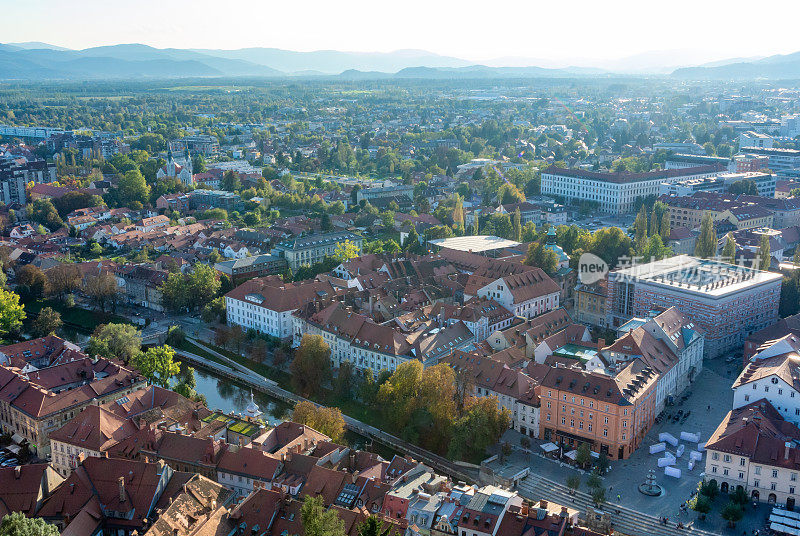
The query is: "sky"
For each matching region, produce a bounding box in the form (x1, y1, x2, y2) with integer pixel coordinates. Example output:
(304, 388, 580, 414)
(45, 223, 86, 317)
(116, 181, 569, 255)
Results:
(3, 0, 800, 67)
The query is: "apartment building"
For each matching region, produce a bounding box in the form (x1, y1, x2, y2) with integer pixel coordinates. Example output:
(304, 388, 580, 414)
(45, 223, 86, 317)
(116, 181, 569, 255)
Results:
(659, 192, 774, 231)
(733, 335, 800, 424)
(443, 352, 540, 438)
(607, 255, 783, 357)
(225, 276, 336, 339)
(603, 307, 705, 413)
(214, 254, 289, 284)
(533, 360, 658, 460)
(474, 268, 561, 320)
(541, 165, 724, 214)
(705, 399, 800, 507)
(273, 231, 363, 272)
(574, 280, 609, 329)
(293, 301, 474, 375)
(0, 350, 145, 457)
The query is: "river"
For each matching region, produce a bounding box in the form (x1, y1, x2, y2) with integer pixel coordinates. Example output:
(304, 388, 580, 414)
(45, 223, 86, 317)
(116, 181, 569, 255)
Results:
(186, 364, 396, 457)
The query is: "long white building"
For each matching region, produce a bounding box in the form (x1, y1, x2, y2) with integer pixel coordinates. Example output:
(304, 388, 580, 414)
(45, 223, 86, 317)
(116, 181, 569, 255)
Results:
(541, 165, 725, 214)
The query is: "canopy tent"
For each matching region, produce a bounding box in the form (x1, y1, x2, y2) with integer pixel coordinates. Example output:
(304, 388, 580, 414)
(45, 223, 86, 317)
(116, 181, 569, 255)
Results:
(564, 450, 578, 460)
(540, 443, 558, 453)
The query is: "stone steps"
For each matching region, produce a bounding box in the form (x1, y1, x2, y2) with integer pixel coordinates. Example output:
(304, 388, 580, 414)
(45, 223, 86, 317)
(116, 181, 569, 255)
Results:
(517, 473, 721, 536)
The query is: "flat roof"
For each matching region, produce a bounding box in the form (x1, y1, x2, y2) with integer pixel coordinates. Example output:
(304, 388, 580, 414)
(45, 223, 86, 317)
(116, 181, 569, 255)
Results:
(429, 235, 520, 253)
(613, 255, 783, 297)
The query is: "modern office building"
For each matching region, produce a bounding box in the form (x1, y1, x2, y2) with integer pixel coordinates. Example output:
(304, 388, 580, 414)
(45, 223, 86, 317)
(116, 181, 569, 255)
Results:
(607, 255, 783, 357)
(740, 147, 800, 172)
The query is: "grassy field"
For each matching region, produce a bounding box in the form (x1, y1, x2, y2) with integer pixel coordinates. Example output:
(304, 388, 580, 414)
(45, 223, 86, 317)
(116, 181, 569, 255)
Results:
(25, 299, 132, 333)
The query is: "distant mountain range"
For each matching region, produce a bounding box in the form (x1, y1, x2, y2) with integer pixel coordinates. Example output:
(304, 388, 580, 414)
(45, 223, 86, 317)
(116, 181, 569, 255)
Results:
(672, 52, 800, 79)
(0, 42, 799, 80)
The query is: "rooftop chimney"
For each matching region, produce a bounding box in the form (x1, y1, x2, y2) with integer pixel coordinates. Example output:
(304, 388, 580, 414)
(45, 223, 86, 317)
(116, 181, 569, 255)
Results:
(597, 338, 605, 351)
(13, 466, 20, 479)
(119, 476, 126, 503)
(786, 441, 792, 460)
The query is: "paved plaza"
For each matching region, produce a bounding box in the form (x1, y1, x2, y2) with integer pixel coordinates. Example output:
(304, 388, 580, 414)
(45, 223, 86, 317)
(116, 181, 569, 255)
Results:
(495, 357, 777, 533)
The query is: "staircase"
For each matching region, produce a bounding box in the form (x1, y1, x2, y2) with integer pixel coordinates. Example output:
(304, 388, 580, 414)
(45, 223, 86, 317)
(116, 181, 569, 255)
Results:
(517, 473, 722, 536)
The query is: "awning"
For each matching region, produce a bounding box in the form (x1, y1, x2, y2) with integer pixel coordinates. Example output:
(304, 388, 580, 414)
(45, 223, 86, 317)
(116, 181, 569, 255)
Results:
(11, 433, 23, 444)
(591, 451, 600, 458)
(540, 442, 558, 453)
(565, 450, 578, 460)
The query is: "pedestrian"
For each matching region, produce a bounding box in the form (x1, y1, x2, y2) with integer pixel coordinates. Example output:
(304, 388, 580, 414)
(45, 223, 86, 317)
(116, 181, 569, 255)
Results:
(617, 494, 621, 501)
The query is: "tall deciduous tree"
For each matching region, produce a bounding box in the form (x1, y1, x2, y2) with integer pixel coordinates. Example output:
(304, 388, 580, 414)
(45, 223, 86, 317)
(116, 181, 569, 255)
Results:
(448, 396, 511, 461)
(292, 401, 345, 442)
(131, 345, 180, 388)
(300, 496, 345, 536)
(524, 241, 558, 275)
(758, 233, 771, 271)
(46, 264, 82, 302)
(721, 233, 737, 264)
(694, 213, 717, 259)
(116, 169, 151, 208)
(0, 512, 58, 536)
(0, 289, 25, 338)
(87, 323, 142, 363)
(84, 272, 120, 312)
(32, 307, 62, 337)
(290, 334, 332, 398)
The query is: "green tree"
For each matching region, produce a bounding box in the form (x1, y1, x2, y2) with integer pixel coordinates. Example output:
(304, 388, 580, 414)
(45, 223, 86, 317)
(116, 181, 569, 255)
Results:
(640, 235, 672, 262)
(699, 479, 719, 499)
(201, 296, 227, 323)
(566, 475, 581, 495)
(131, 345, 180, 388)
(15, 265, 48, 301)
(32, 307, 62, 337)
(290, 334, 332, 398)
(292, 400, 345, 442)
(452, 194, 465, 230)
(660, 211, 671, 241)
(357, 516, 384, 536)
(634, 205, 648, 253)
(720, 501, 743, 527)
(300, 495, 345, 536)
(524, 241, 558, 275)
(28, 199, 63, 230)
(575, 442, 592, 468)
(590, 487, 606, 506)
(116, 169, 151, 208)
(758, 233, 771, 271)
(0, 289, 25, 338)
(728, 179, 758, 196)
(333, 240, 360, 263)
(694, 213, 717, 258)
(0, 512, 58, 536)
(497, 182, 525, 204)
(689, 494, 711, 519)
(448, 396, 511, 461)
(221, 170, 241, 192)
(87, 323, 142, 363)
(721, 233, 737, 264)
(512, 208, 522, 241)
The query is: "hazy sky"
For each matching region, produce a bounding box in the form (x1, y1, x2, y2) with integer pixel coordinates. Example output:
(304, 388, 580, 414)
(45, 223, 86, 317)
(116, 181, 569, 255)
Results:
(4, 0, 800, 65)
